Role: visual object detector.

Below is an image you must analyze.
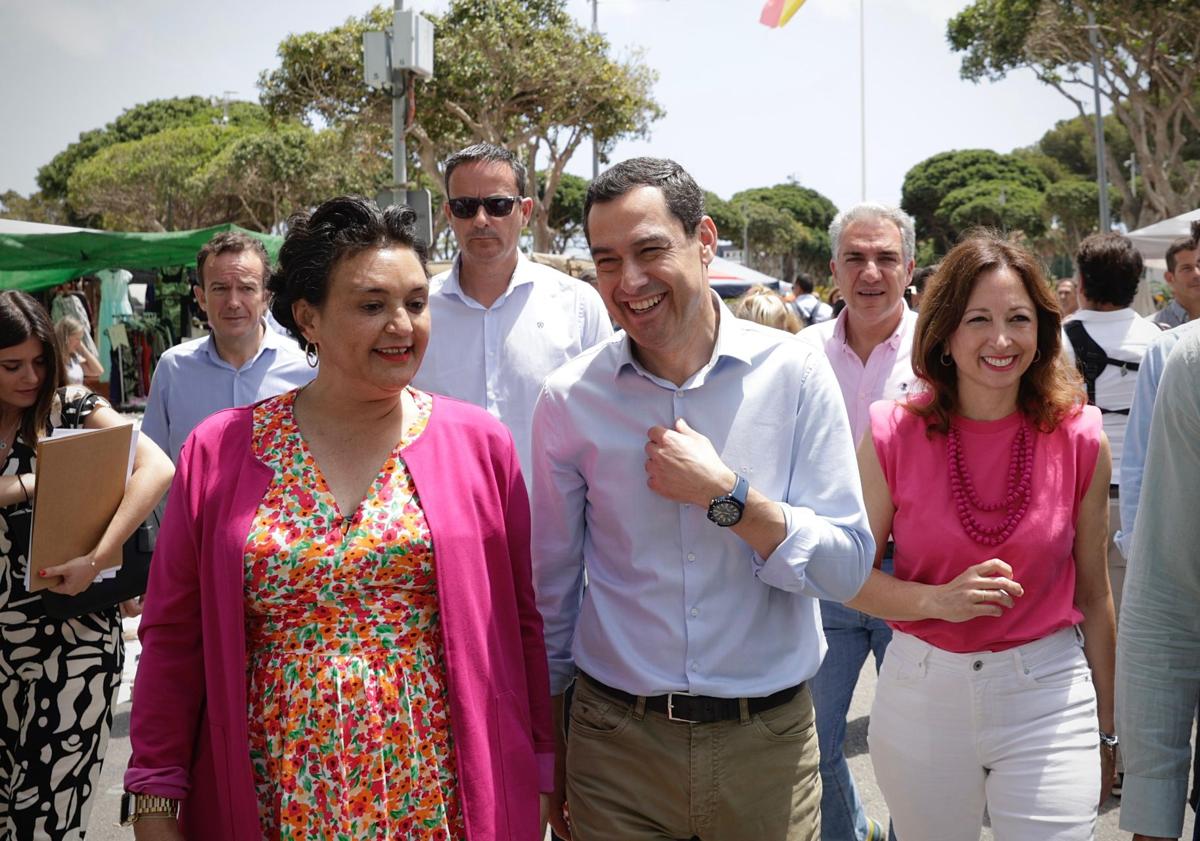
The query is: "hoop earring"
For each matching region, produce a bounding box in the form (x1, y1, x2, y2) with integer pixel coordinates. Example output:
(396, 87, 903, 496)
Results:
(940, 351, 953, 367)
(1033, 348, 1042, 363)
(306, 343, 319, 368)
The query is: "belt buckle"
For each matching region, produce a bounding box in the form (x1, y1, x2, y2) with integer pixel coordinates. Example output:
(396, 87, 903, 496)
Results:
(666, 692, 698, 723)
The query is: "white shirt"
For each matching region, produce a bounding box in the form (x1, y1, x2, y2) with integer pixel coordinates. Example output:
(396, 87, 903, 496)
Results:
(413, 253, 612, 479)
(1061, 308, 1161, 475)
(531, 297, 873, 697)
(796, 306, 920, 447)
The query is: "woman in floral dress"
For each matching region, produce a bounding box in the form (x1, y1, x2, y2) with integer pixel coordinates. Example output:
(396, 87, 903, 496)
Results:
(125, 197, 554, 841)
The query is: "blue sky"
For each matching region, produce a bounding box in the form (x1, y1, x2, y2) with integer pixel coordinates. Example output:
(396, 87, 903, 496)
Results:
(0, 0, 1084, 215)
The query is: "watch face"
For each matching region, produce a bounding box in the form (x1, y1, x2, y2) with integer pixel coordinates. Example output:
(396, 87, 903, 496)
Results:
(119, 794, 134, 825)
(708, 499, 743, 527)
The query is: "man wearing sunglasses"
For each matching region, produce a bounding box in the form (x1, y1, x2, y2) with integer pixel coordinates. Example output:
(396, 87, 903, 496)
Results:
(414, 142, 612, 479)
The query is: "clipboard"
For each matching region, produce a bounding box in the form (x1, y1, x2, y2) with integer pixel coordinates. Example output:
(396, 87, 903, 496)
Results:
(27, 422, 134, 592)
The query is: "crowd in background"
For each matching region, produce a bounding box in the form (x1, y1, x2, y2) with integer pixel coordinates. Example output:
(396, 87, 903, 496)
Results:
(2, 142, 1200, 841)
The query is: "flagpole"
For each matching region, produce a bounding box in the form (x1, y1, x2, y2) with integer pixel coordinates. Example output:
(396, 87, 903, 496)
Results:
(860, 0, 866, 201)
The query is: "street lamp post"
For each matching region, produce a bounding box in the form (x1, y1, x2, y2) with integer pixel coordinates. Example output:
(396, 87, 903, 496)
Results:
(1087, 9, 1111, 232)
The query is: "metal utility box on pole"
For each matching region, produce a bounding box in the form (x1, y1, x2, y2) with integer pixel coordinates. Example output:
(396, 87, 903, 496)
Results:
(363, 2, 436, 246)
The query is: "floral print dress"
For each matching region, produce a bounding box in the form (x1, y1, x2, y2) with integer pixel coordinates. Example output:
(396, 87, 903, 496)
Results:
(243, 388, 465, 841)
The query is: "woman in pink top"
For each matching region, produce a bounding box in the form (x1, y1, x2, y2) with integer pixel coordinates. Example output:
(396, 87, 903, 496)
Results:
(849, 234, 1115, 840)
(124, 197, 553, 841)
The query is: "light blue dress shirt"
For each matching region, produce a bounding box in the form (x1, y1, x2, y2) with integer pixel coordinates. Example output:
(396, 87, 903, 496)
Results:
(531, 297, 874, 698)
(1116, 327, 1200, 838)
(413, 253, 612, 479)
(1116, 320, 1200, 556)
(141, 325, 315, 461)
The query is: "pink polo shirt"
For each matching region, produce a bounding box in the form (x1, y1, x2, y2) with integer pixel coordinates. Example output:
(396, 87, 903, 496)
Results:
(870, 399, 1101, 653)
(796, 306, 919, 446)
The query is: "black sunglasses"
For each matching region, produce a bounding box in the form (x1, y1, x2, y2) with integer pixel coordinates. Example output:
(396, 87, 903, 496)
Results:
(447, 195, 522, 219)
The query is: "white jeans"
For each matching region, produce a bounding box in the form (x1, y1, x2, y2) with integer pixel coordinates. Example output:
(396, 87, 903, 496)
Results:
(869, 627, 1100, 841)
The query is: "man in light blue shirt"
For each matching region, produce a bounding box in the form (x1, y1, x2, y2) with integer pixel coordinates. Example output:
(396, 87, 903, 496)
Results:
(142, 232, 314, 461)
(532, 158, 873, 841)
(1117, 320, 1200, 557)
(1116, 325, 1200, 841)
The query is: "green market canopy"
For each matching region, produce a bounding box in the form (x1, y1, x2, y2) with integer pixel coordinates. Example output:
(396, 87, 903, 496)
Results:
(0, 223, 283, 292)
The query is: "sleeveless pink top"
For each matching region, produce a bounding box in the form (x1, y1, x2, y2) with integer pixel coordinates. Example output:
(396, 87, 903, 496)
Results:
(869, 400, 1101, 653)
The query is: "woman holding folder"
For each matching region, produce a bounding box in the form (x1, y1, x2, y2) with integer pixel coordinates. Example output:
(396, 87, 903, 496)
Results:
(0, 290, 174, 840)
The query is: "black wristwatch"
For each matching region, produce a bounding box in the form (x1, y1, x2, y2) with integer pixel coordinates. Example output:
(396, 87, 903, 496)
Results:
(120, 792, 179, 825)
(707, 474, 749, 527)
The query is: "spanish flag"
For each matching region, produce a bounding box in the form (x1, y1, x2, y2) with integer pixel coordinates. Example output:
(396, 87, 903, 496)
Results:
(759, 0, 808, 28)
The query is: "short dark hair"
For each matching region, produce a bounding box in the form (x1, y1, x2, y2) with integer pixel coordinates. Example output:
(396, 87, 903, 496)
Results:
(268, 196, 430, 351)
(196, 231, 270, 288)
(0, 290, 66, 445)
(1076, 232, 1142, 308)
(584, 157, 705, 244)
(912, 265, 937, 293)
(792, 272, 815, 294)
(1165, 231, 1199, 274)
(443, 143, 527, 196)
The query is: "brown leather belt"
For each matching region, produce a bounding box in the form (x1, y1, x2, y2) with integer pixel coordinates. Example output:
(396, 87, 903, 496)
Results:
(580, 672, 802, 724)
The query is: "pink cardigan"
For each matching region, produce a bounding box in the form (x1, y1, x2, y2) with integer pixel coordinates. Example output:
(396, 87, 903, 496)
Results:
(125, 395, 554, 840)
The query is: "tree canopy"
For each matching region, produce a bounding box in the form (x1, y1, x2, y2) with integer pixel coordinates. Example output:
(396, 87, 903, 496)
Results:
(901, 149, 1049, 254)
(37, 97, 269, 205)
(260, 0, 663, 252)
(948, 0, 1200, 226)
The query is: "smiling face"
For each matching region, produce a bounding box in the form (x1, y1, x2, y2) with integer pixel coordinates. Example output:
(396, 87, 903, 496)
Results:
(831, 217, 914, 333)
(1165, 246, 1200, 318)
(195, 250, 268, 345)
(1056, 279, 1078, 314)
(444, 160, 532, 271)
(0, 336, 49, 414)
(947, 266, 1038, 415)
(588, 185, 719, 381)
(293, 246, 430, 400)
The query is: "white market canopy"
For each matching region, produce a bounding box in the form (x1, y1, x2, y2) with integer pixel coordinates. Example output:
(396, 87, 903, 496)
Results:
(1128, 208, 1200, 268)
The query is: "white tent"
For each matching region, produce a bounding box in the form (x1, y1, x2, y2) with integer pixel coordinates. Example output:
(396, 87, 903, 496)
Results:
(1128, 208, 1200, 268)
(1117, 208, 1200, 316)
(0, 218, 93, 235)
(707, 256, 786, 298)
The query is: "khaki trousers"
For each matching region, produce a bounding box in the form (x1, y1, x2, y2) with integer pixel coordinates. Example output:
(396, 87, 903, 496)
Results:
(565, 676, 821, 841)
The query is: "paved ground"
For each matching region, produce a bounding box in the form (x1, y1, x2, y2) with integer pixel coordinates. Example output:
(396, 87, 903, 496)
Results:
(89, 633, 1194, 840)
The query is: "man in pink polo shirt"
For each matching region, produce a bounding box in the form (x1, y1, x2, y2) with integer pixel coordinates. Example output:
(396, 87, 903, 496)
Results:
(796, 202, 920, 841)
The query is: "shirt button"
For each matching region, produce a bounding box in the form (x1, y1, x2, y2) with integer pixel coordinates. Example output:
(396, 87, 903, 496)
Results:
(972, 660, 983, 671)
(687, 552, 696, 562)
(690, 608, 699, 617)
(690, 660, 699, 670)
(675, 390, 684, 397)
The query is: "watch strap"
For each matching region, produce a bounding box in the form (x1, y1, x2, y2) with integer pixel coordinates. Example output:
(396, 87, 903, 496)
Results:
(121, 792, 179, 825)
(730, 474, 749, 505)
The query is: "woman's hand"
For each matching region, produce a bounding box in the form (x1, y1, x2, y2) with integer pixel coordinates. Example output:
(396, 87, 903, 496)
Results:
(1099, 745, 1117, 807)
(120, 597, 144, 618)
(923, 558, 1023, 622)
(132, 818, 185, 841)
(40, 555, 102, 596)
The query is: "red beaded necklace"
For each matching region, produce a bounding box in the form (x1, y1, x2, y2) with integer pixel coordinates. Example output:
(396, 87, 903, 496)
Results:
(947, 416, 1035, 546)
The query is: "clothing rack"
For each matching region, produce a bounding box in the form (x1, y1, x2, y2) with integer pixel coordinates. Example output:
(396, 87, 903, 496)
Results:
(107, 314, 173, 410)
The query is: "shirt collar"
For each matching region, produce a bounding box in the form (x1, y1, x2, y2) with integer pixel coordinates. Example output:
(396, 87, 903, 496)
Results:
(1069, 307, 1138, 323)
(202, 320, 275, 368)
(614, 291, 754, 385)
(441, 251, 534, 306)
(831, 303, 914, 352)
